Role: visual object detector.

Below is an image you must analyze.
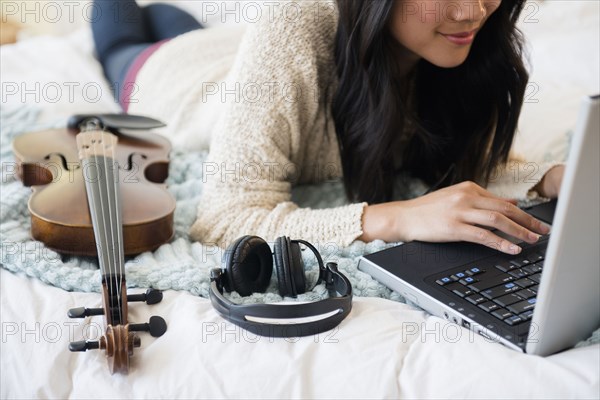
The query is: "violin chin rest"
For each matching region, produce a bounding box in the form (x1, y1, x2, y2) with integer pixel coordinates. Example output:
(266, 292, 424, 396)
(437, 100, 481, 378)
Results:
(67, 114, 166, 132)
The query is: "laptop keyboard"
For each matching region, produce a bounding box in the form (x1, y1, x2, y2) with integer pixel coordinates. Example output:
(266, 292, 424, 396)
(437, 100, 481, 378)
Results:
(434, 242, 547, 327)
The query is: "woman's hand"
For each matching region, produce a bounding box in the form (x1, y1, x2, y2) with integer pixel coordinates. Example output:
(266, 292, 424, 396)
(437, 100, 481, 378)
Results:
(533, 165, 565, 198)
(359, 181, 551, 254)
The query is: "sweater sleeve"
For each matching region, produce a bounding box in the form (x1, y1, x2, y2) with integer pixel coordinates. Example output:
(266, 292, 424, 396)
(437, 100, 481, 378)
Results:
(486, 151, 565, 201)
(189, 2, 367, 248)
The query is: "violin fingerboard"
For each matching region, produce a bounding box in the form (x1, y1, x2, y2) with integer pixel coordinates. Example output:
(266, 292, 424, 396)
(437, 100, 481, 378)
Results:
(77, 131, 125, 277)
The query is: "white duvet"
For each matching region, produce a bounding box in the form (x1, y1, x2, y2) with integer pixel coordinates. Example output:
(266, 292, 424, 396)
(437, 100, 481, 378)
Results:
(1, 1, 599, 398)
(2, 270, 599, 399)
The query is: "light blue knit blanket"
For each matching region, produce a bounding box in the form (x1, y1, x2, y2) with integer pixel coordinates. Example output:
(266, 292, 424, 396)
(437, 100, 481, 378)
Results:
(1, 105, 597, 349)
(0, 105, 399, 302)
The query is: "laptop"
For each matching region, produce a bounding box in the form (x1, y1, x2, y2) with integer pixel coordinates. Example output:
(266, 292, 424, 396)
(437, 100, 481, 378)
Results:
(358, 95, 600, 356)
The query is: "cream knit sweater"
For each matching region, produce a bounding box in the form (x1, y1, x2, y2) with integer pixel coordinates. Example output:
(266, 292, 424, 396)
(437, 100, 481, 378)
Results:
(129, 1, 559, 248)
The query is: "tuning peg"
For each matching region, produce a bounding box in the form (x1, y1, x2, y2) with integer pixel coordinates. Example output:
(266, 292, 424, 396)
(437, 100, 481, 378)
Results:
(69, 340, 100, 352)
(127, 288, 163, 305)
(68, 307, 104, 318)
(129, 316, 167, 338)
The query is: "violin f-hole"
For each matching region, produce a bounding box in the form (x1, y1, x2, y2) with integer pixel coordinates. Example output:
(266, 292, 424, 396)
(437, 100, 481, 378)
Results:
(124, 153, 147, 172)
(122, 153, 146, 183)
(44, 152, 79, 172)
(18, 152, 80, 187)
(123, 152, 169, 184)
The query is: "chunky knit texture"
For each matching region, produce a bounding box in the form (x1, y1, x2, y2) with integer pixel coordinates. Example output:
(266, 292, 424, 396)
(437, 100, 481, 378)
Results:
(130, 1, 561, 249)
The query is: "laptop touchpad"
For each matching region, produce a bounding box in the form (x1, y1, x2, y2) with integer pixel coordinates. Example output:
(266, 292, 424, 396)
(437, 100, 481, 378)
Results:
(523, 199, 557, 225)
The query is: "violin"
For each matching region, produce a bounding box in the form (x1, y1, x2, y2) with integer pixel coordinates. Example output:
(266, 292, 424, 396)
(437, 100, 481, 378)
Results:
(12, 114, 175, 256)
(12, 114, 174, 374)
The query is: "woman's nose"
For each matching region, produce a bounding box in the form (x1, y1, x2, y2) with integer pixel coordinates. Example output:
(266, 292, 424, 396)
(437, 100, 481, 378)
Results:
(447, 0, 488, 23)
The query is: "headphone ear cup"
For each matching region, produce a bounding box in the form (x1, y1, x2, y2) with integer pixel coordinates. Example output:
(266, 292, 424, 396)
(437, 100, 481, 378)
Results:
(289, 241, 306, 295)
(222, 236, 246, 291)
(274, 237, 306, 297)
(274, 237, 292, 297)
(224, 236, 273, 297)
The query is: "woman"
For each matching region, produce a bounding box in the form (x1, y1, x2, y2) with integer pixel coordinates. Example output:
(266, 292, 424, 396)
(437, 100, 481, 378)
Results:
(92, 0, 564, 254)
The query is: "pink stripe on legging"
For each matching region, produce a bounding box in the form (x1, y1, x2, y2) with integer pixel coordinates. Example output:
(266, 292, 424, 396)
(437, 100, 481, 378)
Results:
(120, 39, 171, 111)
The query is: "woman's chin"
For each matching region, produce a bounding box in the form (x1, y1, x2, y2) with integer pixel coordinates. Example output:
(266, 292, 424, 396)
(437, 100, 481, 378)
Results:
(427, 52, 471, 69)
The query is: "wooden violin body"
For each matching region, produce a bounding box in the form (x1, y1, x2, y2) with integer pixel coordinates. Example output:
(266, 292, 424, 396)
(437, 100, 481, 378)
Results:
(12, 119, 175, 256)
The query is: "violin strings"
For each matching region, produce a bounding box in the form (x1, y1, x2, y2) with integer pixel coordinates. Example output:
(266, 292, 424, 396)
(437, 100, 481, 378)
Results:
(109, 134, 124, 324)
(83, 128, 127, 326)
(94, 135, 114, 322)
(84, 135, 111, 320)
(95, 132, 118, 324)
(101, 132, 122, 324)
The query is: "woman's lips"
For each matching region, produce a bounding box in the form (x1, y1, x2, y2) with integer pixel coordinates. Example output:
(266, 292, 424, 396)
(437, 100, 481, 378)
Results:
(440, 29, 477, 45)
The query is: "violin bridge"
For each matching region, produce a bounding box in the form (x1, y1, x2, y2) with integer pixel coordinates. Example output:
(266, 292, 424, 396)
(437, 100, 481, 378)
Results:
(76, 130, 118, 160)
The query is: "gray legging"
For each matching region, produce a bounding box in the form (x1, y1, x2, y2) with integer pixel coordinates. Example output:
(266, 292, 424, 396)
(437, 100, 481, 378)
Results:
(91, 0, 203, 106)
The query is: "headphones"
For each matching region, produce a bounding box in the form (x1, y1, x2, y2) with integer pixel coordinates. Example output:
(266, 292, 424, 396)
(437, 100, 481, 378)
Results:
(209, 235, 353, 338)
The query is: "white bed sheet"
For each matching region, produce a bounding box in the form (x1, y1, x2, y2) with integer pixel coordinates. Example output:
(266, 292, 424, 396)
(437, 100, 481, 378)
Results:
(2, 1, 600, 398)
(2, 269, 599, 399)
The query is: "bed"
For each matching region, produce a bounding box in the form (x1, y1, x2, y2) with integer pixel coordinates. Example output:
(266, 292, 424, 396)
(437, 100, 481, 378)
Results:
(1, 1, 599, 398)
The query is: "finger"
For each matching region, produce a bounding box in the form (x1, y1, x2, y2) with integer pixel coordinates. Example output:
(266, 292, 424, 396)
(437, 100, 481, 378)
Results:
(471, 196, 551, 235)
(464, 209, 541, 244)
(466, 185, 550, 235)
(459, 225, 522, 255)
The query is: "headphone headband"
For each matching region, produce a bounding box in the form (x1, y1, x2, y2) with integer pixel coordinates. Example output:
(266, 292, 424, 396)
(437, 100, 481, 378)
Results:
(292, 239, 328, 284)
(209, 238, 353, 338)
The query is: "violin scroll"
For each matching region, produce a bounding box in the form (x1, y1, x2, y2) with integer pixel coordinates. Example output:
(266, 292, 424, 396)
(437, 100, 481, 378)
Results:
(68, 284, 167, 374)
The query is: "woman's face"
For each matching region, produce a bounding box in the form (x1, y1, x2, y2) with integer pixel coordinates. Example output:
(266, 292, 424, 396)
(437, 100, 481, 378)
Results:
(389, 0, 502, 69)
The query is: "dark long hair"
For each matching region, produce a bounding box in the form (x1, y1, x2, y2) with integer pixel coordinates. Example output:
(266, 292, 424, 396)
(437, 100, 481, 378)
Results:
(332, 0, 529, 203)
